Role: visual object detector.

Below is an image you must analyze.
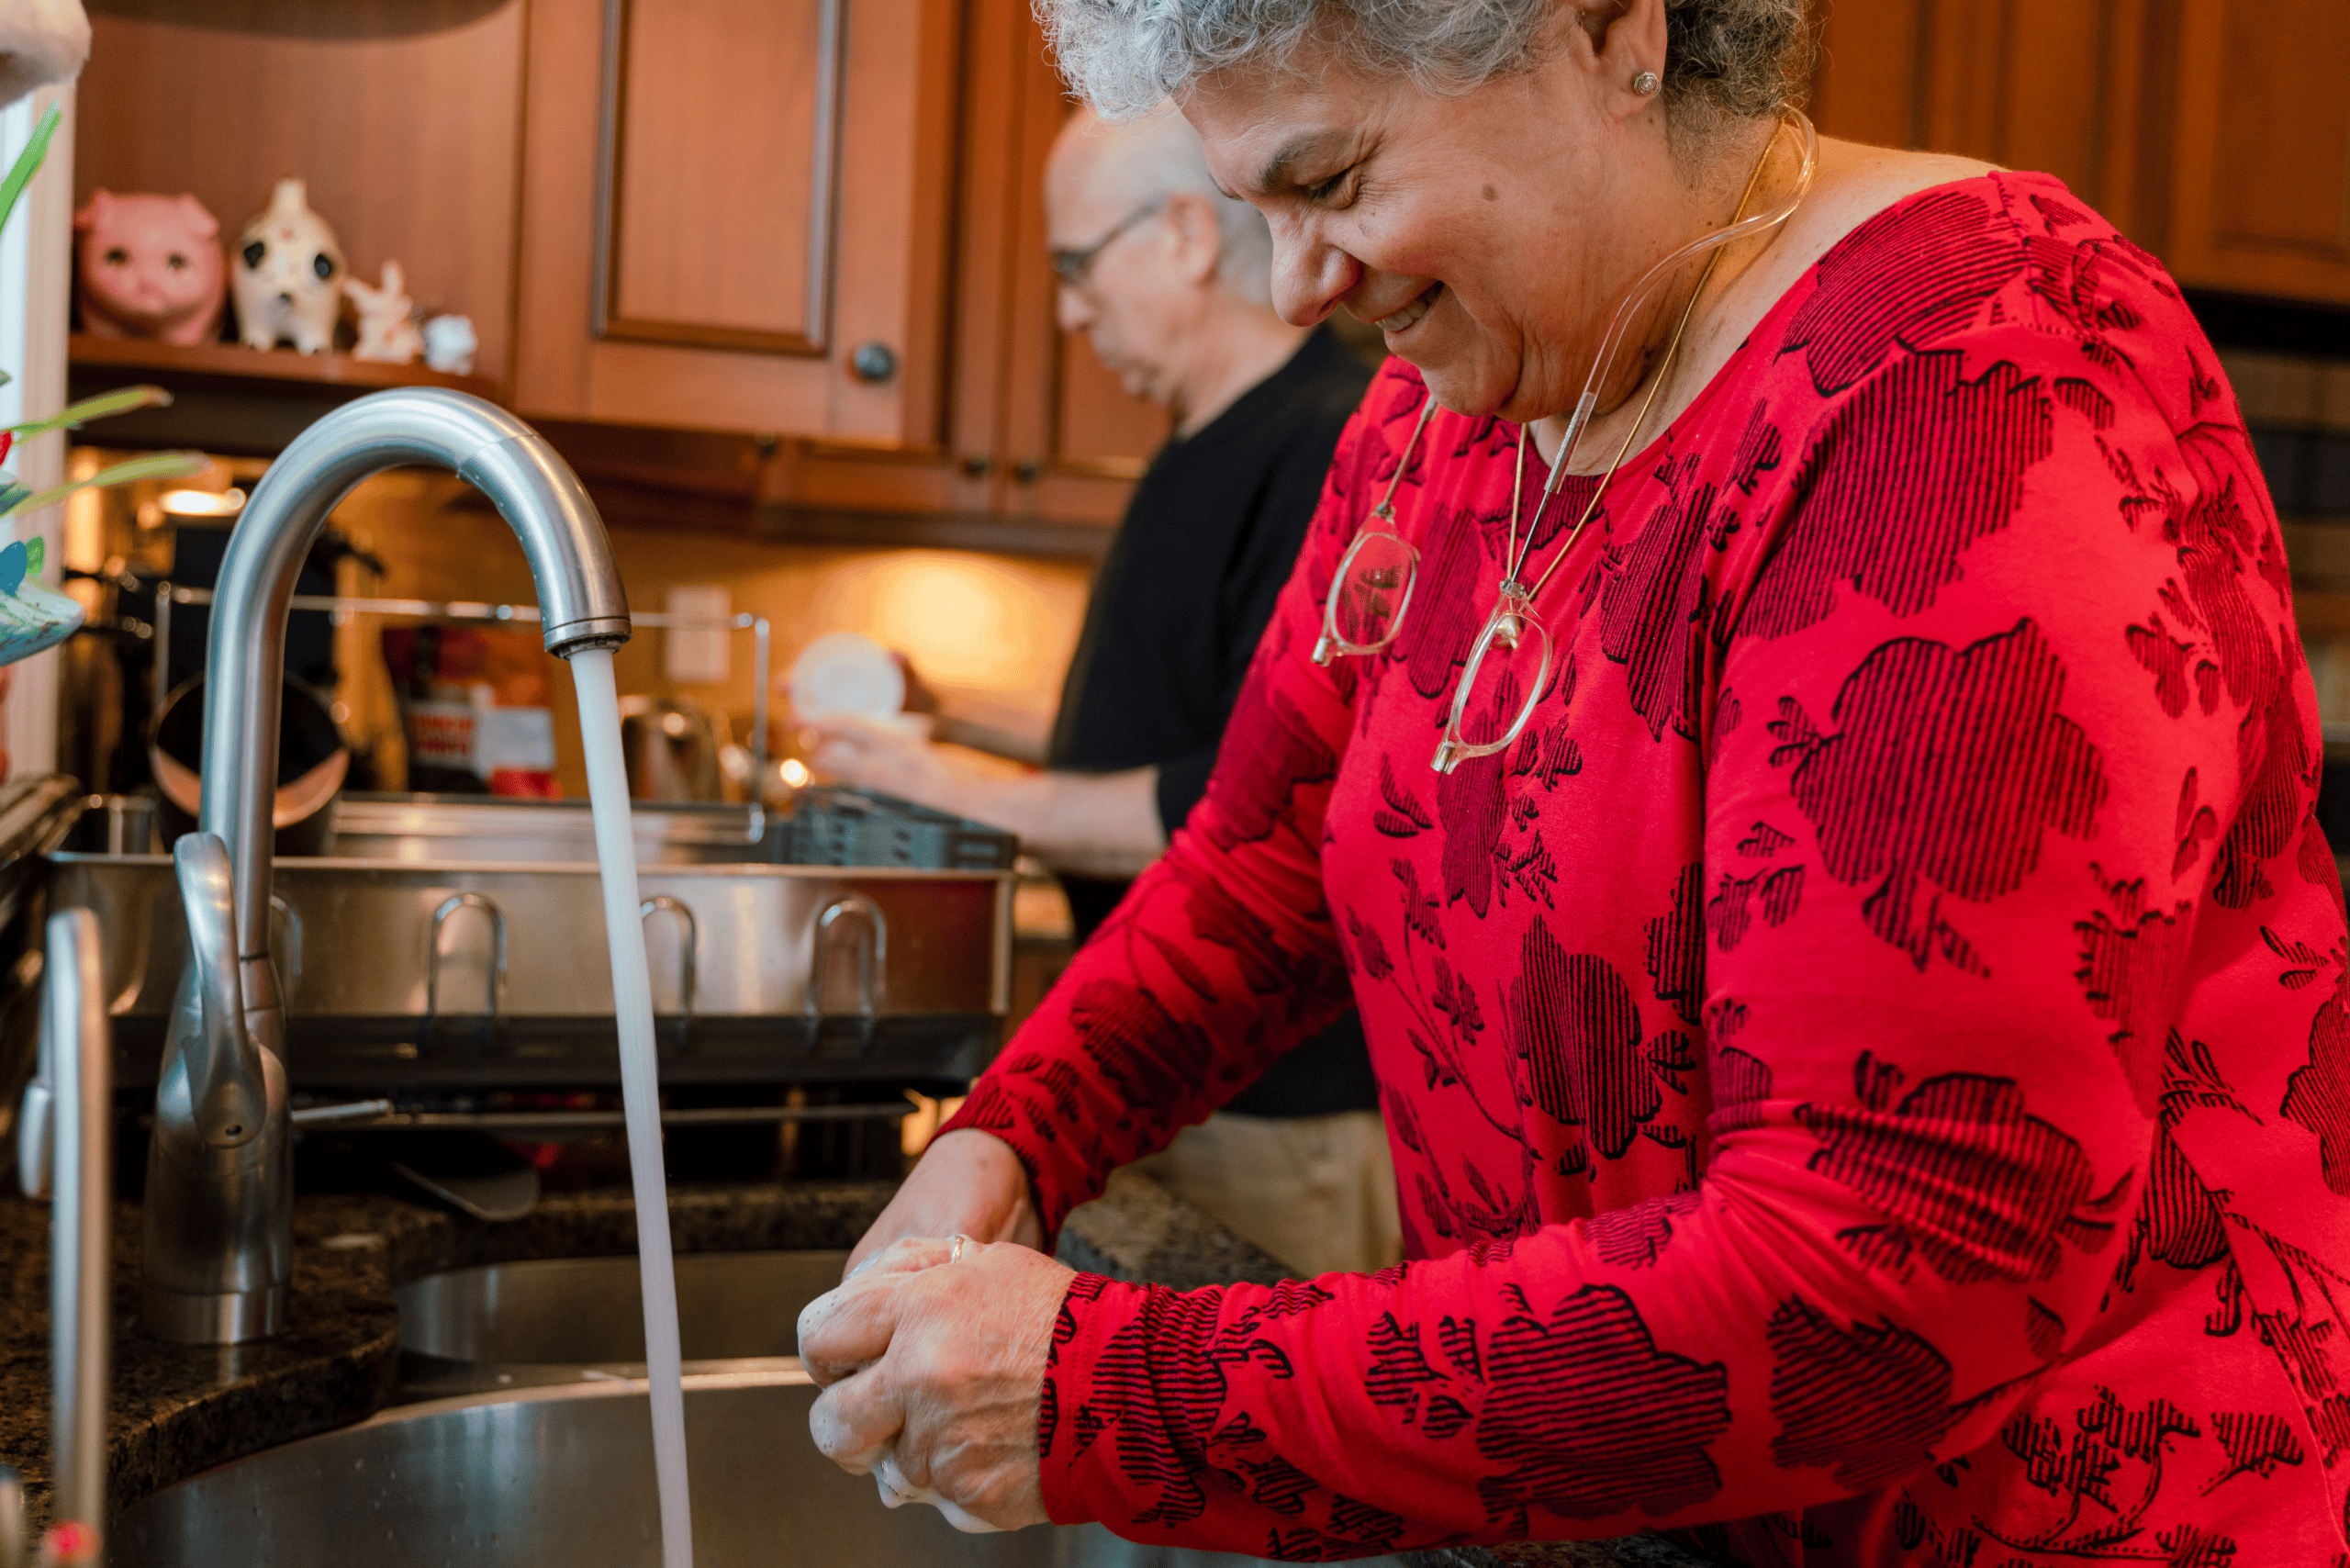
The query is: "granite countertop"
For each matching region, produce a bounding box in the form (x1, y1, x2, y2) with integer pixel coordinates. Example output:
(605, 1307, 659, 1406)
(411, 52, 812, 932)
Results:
(0, 1179, 900, 1535)
(1, 1171, 1709, 1567)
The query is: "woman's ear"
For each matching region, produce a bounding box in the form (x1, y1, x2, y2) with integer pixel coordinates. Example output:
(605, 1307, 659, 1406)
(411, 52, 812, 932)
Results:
(1159, 190, 1228, 287)
(1567, 0, 1669, 95)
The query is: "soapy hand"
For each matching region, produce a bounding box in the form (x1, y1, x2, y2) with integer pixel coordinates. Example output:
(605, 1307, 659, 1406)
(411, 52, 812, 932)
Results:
(799, 1234, 1072, 1532)
(845, 1128, 1045, 1276)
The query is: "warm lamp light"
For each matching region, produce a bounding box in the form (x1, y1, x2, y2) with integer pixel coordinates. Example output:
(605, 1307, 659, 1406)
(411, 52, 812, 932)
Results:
(158, 487, 244, 518)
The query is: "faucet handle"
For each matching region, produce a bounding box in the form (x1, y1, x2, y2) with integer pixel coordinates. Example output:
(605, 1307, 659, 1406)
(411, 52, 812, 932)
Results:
(14, 1066, 49, 1200)
(174, 833, 265, 1148)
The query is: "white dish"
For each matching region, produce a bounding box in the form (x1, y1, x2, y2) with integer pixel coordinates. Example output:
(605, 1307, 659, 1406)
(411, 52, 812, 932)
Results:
(789, 632, 905, 722)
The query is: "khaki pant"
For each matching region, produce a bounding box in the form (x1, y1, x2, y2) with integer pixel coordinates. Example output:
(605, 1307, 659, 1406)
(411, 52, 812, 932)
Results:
(1128, 1109, 1403, 1278)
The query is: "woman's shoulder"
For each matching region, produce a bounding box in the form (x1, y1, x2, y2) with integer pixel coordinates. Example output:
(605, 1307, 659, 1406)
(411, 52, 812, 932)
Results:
(1743, 146, 2201, 413)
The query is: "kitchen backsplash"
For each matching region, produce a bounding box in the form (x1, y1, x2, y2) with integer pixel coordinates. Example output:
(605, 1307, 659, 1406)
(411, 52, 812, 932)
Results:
(319, 473, 1096, 799)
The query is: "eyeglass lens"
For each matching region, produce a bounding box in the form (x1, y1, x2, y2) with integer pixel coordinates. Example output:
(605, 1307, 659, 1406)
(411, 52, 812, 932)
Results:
(1326, 529, 1418, 655)
(1435, 599, 1551, 770)
(1051, 203, 1158, 287)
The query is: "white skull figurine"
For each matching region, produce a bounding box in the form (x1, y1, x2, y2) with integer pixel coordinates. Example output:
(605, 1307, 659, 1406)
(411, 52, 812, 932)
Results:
(345, 259, 423, 364)
(232, 177, 343, 354)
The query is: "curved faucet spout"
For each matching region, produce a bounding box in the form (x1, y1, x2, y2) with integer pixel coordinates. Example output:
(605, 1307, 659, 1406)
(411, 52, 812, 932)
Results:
(199, 388, 632, 993)
(150, 387, 632, 1344)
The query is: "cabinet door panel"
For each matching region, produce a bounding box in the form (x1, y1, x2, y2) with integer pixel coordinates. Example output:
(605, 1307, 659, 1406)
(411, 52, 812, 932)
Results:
(2170, 0, 2350, 302)
(603, 0, 834, 351)
(1807, 0, 1926, 151)
(516, 0, 954, 442)
(997, 43, 1169, 523)
(2207, 1, 2350, 256)
(1809, 0, 2170, 248)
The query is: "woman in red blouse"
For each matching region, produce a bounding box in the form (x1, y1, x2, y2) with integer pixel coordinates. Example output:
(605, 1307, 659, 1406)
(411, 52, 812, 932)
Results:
(797, 0, 2350, 1561)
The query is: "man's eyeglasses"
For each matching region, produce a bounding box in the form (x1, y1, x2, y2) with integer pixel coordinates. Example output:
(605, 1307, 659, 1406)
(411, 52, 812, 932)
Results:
(1049, 201, 1163, 289)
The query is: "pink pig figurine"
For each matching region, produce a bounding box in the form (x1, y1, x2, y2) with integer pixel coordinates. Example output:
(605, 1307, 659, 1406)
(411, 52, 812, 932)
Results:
(73, 189, 226, 345)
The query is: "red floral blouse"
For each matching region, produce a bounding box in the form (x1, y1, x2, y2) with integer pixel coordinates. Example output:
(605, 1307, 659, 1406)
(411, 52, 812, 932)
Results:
(942, 173, 2350, 1565)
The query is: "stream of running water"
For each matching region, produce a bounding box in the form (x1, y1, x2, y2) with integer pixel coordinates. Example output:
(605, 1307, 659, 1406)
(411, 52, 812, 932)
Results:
(569, 645, 694, 1568)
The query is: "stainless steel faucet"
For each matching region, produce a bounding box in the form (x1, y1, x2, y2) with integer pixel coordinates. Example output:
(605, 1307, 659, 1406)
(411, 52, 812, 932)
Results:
(15, 906, 114, 1561)
(140, 389, 632, 1344)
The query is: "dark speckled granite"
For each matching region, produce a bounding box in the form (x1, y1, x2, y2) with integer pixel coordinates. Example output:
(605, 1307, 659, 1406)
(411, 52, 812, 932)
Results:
(0, 1179, 893, 1536)
(2, 1170, 1705, 1565)
(1060, 1168, 1297, 1289)
(1, 1194, 411, 1534)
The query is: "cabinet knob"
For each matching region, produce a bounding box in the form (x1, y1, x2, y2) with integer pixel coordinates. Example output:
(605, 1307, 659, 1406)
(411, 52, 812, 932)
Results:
(959, 454, 993, 480)
(849, 342, 899, 384)
(1012, 459, 1041, 484)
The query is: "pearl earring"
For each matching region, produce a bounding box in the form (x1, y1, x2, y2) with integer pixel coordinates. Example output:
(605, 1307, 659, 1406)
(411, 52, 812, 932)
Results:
(1632, 70, 1661, 95)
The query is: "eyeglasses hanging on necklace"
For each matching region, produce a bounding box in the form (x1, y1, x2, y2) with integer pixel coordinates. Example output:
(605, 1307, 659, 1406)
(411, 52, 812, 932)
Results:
(1305, 110, 1820, 770)
(1310, 397, 1438, 667)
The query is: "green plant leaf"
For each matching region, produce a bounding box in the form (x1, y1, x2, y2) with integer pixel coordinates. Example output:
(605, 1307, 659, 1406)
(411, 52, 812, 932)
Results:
(9, 384, 173, 438)
(0, 102, 62, 239)
(1, 450, 206, 518)
(0, 479, 31, 516)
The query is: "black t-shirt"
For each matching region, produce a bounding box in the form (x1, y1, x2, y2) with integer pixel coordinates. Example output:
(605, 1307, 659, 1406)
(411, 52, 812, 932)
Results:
(1048, 328, 1378, 1118)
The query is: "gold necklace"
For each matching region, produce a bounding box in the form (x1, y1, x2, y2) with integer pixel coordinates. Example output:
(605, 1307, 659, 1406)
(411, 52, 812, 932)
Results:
(1430, 114, 1804, 773)
(1505, 115, 1788, 606)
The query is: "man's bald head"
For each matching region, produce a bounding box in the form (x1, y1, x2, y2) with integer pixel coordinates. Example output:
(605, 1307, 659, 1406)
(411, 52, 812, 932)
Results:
(1046, 104, 1274, 306)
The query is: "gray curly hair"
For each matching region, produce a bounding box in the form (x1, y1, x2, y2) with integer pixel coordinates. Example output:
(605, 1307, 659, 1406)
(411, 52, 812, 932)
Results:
(1045, 0, 1811, 127)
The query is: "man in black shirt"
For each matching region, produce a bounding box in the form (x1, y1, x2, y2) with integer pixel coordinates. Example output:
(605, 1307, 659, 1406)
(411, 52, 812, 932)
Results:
(808, 106, 1391, 1279)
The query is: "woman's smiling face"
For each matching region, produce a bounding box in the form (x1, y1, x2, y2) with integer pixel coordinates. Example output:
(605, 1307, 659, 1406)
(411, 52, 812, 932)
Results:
(1182, 9, 1679, 424)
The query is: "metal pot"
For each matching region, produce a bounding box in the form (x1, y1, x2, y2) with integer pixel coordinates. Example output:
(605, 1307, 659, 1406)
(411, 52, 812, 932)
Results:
(618, 694, 725, 802)
(150, 673, 348, 857)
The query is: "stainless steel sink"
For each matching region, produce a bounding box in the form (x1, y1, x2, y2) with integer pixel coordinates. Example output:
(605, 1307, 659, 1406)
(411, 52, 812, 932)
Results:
(396, 1251, 846, 1391)
(125, 1253, 1391, 1568)
(106, 1369, 1083, 1567)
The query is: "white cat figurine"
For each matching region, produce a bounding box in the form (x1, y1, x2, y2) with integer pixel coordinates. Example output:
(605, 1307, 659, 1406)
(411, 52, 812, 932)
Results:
(232, 177, 344, 354)
(346, 260, 423, 364)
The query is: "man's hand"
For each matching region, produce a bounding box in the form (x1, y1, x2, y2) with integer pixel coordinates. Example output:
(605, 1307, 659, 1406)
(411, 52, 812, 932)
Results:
(847, 1129, 1045, 1278)
(800, 1234, 1072, 1531)
(804, 715, 973, 817)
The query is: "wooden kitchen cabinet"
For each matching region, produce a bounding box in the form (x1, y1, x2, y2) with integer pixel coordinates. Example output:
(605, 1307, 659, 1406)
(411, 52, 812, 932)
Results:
(2164, 0, 2350, 307)
(69, 0, 1192, 536)
(985, 0, 1169, 526)
(518, 0, 1162, 532)
(1810, 0, 2350, 310)
(1808, 0, 2177, 250)
(512, 0, 963, 447)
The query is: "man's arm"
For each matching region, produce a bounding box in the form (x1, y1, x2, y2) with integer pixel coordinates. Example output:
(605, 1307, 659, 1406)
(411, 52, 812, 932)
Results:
(804, 716, 1167, 878)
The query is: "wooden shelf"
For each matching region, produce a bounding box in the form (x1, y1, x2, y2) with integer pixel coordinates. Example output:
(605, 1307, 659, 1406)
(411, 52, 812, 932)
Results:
(68, 334, 498, 403)
(64, 335, 502, 457)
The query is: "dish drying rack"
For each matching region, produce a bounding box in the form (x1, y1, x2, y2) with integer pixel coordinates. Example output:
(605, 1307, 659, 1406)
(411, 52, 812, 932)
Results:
(148, 582, 777, 807)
